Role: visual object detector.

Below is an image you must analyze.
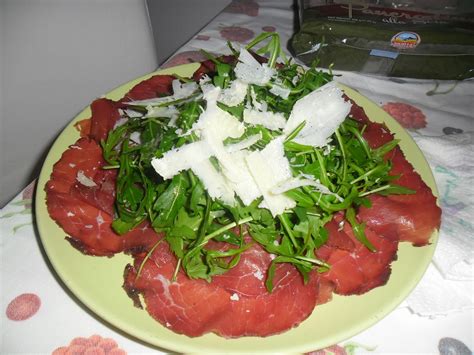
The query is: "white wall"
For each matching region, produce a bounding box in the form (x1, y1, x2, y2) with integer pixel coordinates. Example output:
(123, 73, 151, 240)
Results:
(147, 0, 230, 65)
(0, 0, 158, 206)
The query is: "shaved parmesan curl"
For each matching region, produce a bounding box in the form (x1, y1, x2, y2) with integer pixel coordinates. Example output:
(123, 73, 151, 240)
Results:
(285, 82, 351, 147)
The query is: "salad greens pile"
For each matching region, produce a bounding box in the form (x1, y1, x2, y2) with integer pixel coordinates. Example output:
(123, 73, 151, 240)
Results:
(101, 32, 412, 290)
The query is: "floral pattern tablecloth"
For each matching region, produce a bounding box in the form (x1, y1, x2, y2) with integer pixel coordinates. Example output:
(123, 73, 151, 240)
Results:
(1, 1, 473, 354)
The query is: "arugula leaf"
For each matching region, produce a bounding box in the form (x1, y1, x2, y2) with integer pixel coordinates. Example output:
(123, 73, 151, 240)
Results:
(346, 207, 376, 252)
(217, 102, 244, 119)
(152, 174, 190, 230)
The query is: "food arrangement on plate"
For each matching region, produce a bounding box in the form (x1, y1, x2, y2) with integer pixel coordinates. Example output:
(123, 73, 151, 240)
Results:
(42, 33, 441, 339)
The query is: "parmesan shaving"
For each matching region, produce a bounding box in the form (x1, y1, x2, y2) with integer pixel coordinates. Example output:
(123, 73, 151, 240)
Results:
(234, 48, 275, 86)
(218, 79, 248, 107)
(220, 150, 261, 206)
(272, 174, 343, 202)
(243, 108, 286, 131)
(190, 159, 235, 205)
(284, 81, 351, 147)
(145, 105, 179, 119)
(246, 137, 296, 216)
(269, 80, 291, 99)
(151, 141, 213, 179)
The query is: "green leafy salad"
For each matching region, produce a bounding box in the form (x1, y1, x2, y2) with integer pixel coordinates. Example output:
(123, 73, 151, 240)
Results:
(101, 33, 412, 291)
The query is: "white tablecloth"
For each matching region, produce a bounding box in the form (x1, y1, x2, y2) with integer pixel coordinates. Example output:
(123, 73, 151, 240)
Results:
(2, 1, 473, 354)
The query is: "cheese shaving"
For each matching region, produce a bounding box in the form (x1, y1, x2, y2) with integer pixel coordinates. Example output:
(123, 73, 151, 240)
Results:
(234, 48, 275, 85)
(284, 81, 351, 147)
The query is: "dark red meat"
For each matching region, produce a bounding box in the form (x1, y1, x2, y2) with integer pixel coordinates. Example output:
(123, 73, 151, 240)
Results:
(124, 241, 230, 337)
(89, 98, 121, 143)
(208, 237, 270, 297)
(358, 193, 440, 246)
(318, 215, 398, 295)
(74, 118, 92, 137)
(211, 239, 320, 337)
(362, 119, 394, 149)
(46, 138, 104, 195)
(215, 261, 320, 337)
(124, 239, 322, 338)
(348, 98, 394, 149)
(70, 169, 117, 216)
(192, 53, 267, 82)
(349, 100, 441, 246)
(45, 138, 159, 256)
(120, 74, 175, 102)
(324, 217, 356, 252)
(358, 148, 441, 246)
(192, 55, 236, 82)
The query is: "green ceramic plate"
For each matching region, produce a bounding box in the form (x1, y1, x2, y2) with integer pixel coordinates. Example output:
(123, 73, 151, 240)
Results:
(36, 63, 439, 353)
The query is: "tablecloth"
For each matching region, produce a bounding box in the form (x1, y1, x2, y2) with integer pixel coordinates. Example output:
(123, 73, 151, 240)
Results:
(1, 1, 473, 354)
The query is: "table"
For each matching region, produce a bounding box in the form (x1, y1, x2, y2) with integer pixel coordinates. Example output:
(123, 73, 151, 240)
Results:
(2, 1, 473, 353)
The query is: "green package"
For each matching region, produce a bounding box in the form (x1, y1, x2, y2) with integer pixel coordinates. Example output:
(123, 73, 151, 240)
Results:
(290, 5, 474, 80)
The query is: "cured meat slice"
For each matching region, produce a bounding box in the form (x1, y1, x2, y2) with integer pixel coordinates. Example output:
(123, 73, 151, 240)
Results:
(214, 262, 320, 337)
(74, 118, 92, 137)
(192, 53, 268, 82)
(348, 98, 370, 124)
(46, 138, 159, 256)
(120, 74, 175, 102)
(359, 147, 441, 246)
(70, 169, 117, 216)
(358, 193, 440, 246)
(316, 278, 334, 306)
(324, 217, 356, 252)
(47, 190, 159, 256)
(348, 100, 441, 246)
(207, 237, 271, 297)
(387, 147, 437, 204)
(192, 59, 218, 82)
(47, 191, 118, 256)
(210, 239, 320, 337)
(89, 98, 121, 143)
(362, 119, 394, 149)
(124, 239, 321, 338)
(46, 138, 104, 195)
(123, 242, 234, 337)
(317, 215, 398, 295)
(349, 99, 395, 149)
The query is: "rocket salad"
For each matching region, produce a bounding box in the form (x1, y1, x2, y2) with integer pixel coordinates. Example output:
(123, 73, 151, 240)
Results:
(101, 33, 413, 291)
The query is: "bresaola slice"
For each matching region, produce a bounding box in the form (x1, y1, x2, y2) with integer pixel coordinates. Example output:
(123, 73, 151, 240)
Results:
(324, 217, 356, 252)
(89, 98, 121, 143)
(46, 138, 159, 256)
(208, 237, 271, 297)
(210, 236, 329, 334)
(215, 262, 320, 337)
(120, 74, 175, 102)
(124, 241, 231, 337)
(350, 100, 441, 246)
(70, 169, 117, 216)
(318, 215, 398, 295)
(124, 239, 323, 338)
(47, 191, 158, 256)
(46, 138, 104, 195)
(45, 73, 178, 256)
(358, 147, 441, 246)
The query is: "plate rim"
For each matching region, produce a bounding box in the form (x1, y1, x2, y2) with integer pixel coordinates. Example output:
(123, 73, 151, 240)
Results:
(35, 63, 439, 353)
